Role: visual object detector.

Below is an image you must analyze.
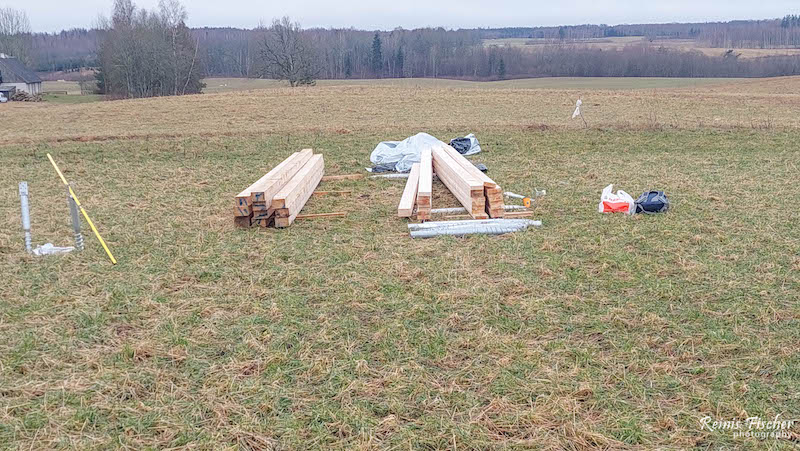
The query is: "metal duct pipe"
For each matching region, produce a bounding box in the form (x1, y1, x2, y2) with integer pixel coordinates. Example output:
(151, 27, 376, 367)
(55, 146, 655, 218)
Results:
(410, 222, 541, 239)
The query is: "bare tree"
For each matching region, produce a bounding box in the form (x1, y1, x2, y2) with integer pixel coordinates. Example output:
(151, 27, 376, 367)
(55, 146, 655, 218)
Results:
(96, 0, 203, 98)
(159, 0, 187, 95)
(257, 17, 318, 87)
(0, 7, 32, 64)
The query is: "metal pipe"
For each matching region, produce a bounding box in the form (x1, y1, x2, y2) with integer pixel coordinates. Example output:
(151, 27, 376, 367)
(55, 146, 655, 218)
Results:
(369, 173, 410, 179)
(410, 221, 541, 239)
(430, 205, 529, 215)
(19, 182, 32, 253)
(67, 186, 84, 251)
(409, 218, 540, 231)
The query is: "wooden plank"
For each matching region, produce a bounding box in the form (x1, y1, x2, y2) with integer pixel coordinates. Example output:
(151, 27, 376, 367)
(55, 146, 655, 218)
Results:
(441, 144, 499, 189)
(417, 149, 433, 220)
(321, 174, 363, 181)
(432, 146, 486, 218)
(418, 149, 432, 196)
(273, 155, 325, 228)
(485, 186, 506, 219)
(312, 190, 352, 196)
(440, 144, 505, 218)
(397, 163, 421, 217)
(249, 149, 313, 203)
(233, 149, 312, 216)
(235, 150, 300, 209)
(296, 212, 346, 219)
(272, 154, 324, 209)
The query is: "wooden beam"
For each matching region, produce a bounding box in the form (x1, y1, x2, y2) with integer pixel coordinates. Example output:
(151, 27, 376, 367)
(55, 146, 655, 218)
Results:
(440, 144, 505, 218)
(440, 144, 499, 189)
(431, 146, 487, 219)
(273, 154, 325, 228)
(417, 149, 432, 220)
(321, 174, 363, 181)
(397, 163, 420, 217)
(312, 190, 352, 196)
(296, 212, 346, 219)
(234, 149, 312, 217)
(250, 149, 313, 203)
(272, 154, 324, 209)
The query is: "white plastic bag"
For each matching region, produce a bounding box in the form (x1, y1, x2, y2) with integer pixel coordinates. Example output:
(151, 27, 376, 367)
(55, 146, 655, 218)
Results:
(572, 99, 582, 119)
(598, 184, 634, 215)
(370, 132, 445, 173)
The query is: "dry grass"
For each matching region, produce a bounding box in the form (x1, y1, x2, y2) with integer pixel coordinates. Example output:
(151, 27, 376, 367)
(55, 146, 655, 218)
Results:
(484, 36, 800, 59)
(1, 77, 799, 146)
(202, 76, 743, 94)
(0, 79, 799, 449)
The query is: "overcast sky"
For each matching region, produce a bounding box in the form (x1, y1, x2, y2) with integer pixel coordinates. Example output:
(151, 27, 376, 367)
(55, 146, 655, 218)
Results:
(14, 0, 800, 32)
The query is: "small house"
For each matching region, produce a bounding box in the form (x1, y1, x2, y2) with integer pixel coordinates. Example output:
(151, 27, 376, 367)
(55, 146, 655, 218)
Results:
(0, 54, 42, 96)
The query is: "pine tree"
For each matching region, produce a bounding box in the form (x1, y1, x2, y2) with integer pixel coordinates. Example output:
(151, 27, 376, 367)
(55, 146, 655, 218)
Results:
(344, 53, 352, 79)
(371, 32, 382, 78)
(497, 58, 506, 79)
(395, 47, 404, 78)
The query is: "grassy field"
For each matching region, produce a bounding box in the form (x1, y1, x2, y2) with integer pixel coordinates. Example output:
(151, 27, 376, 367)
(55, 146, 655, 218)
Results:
(483, 36, 800, 59)
(42, 81, 83, 96)
(2, 77, 798, 145)
(0, 77, 798, 449)
(202, 76, 744, 94)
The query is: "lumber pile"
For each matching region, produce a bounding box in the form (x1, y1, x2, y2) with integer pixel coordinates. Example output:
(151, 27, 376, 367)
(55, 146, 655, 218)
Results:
(234, 149, 325, 228)
(439, 144, 505, 218)
(397, 143, 506, 220)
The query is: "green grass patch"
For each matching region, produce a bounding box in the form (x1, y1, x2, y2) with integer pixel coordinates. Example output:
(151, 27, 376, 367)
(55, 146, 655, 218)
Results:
(0, 129, 797, 448)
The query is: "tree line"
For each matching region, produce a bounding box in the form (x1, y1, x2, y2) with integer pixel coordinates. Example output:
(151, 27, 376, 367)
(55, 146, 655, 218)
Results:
(93, 0, 204, 98)
(3, 6, 800, 93)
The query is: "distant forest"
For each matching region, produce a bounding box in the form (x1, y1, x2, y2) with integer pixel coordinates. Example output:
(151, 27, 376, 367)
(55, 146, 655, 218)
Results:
(25, 16, 800, 79)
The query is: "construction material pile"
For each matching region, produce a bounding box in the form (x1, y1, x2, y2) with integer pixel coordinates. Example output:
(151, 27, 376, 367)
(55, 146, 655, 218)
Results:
(234, 149, 325, 228)
(398, 144, 506, 220)
(11, 92, 42, 102)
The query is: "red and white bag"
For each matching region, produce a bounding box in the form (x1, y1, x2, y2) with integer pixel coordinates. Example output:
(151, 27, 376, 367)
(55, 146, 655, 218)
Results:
(598, 184, 634, 215)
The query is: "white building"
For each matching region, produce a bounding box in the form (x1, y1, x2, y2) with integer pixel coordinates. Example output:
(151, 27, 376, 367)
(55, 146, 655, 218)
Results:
(0, 54, 43, 96)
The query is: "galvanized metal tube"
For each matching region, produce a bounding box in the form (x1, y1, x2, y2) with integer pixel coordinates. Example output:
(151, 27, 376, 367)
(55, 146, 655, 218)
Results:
(408, 219, 540, 231)
(67, 186, 84, 251)
(430, 205, 529, 215)
(410, 222, 540, 239)
(19, 182, 32, 253)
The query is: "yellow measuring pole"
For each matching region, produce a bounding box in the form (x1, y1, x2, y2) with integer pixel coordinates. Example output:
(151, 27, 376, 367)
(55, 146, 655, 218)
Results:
(46, 153, 117, 265)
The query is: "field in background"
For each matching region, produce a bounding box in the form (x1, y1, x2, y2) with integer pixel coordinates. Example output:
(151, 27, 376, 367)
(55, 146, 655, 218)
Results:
(3, 76, 797, 145)
(42, 80, 83, 95)
(202, 76, 743, 94)
(484, 36, 800, 59)
(0, 77, 798, 449)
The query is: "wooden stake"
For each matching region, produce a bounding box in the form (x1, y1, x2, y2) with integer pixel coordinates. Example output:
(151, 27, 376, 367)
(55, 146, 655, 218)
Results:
(296, 212, 346, 219)
(321, 174, 363, 181)
(312, 190, 352, 196)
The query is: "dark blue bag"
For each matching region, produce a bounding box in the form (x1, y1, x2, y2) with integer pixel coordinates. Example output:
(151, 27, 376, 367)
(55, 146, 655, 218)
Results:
(635, 191, 670, 214)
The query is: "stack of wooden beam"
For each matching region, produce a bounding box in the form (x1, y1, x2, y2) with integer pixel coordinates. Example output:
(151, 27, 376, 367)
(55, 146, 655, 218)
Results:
(234, 149, 325, 228)
(397, 143, 505, 220)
